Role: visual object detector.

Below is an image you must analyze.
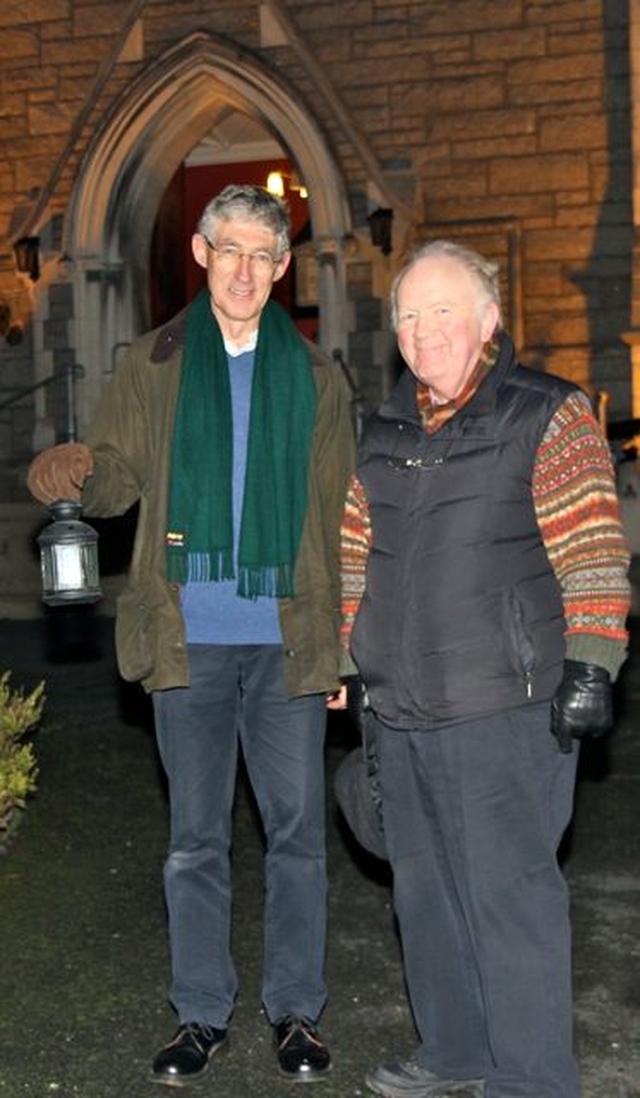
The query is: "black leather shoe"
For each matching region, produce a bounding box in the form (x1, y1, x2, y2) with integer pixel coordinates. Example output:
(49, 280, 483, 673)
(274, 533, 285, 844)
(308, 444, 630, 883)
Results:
(275, 1016, 331, 1082)
(150, 1022, 228, 1087)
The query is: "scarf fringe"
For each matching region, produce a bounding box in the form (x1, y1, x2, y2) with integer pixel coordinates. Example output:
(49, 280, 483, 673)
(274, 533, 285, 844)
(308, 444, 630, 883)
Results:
(166, 549, 235, 585)
(237, 564, 295, 600)
(166, 550, 294, 599)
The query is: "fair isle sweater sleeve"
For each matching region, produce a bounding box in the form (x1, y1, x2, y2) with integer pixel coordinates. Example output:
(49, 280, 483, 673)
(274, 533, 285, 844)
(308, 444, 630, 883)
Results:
(533, 391, 631, 679)
(339, 472, 372, 675)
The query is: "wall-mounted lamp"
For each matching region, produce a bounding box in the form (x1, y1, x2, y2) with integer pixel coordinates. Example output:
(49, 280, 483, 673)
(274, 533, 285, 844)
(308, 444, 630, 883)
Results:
(0, 300, 23, 345)
(266, 170, 309, 200)
(13, 236, 41, 281)
(368, 208, 393, 256)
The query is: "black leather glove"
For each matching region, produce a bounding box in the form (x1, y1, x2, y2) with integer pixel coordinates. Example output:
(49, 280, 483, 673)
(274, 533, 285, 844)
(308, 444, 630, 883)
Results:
(551, 659, 613, 754)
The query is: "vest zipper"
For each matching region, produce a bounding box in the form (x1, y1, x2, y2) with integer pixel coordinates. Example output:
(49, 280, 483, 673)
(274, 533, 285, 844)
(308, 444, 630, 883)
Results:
(510, 594, 536, 699)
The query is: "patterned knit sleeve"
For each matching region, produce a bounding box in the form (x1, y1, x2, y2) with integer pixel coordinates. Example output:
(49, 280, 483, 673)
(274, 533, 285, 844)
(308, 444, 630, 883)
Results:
(533, 391, 631, 679)
(339, 472, 372, 675)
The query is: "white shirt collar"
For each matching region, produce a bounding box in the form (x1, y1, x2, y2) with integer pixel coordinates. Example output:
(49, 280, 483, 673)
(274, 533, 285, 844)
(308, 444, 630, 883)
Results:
(223, 330, 258, 356)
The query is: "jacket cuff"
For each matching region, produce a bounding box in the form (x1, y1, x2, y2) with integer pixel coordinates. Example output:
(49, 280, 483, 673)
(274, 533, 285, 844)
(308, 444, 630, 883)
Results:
(339, 651, 359, 678)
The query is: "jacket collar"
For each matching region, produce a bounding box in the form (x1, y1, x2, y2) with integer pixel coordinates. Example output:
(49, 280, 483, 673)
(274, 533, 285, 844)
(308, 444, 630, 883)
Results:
(150, 308, 188, 364)
(149, 305, 329, 369)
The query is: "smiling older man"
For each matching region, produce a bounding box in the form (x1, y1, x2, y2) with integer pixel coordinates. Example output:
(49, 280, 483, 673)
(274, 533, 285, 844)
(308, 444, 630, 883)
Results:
(338, 240, 630, 1098)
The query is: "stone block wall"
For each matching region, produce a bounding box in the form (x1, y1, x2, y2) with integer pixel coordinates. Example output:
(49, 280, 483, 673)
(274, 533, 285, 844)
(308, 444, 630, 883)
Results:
(0, 0, 634, 454)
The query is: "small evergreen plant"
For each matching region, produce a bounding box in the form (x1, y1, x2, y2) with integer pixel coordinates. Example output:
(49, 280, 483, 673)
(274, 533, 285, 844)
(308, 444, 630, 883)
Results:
(0, 672, 44, 838)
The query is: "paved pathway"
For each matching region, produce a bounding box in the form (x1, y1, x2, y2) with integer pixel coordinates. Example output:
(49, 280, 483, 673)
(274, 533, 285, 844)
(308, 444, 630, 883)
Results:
(0, 612, 638, 1097)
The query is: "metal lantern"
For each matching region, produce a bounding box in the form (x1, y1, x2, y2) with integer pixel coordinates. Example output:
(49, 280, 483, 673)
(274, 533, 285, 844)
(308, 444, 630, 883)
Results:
(37, 500, 102, 606)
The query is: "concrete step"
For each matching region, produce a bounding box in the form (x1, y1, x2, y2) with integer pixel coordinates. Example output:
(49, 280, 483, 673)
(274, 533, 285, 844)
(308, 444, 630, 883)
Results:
(0, 502, 46, 619)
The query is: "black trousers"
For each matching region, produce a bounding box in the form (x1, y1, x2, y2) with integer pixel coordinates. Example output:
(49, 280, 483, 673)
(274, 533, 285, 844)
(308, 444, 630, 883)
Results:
(373, 701, 581, 1098)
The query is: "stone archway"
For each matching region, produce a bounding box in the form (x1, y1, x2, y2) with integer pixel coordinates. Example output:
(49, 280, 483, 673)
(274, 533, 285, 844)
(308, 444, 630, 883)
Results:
(65, 31, 351, 435)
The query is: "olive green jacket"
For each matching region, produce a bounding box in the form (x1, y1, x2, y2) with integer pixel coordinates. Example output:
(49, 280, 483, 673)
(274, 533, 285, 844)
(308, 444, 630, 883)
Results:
(82, 310, 355, 695)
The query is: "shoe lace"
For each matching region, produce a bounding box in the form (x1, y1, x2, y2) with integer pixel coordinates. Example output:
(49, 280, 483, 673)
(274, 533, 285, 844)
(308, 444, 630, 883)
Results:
(182, 1022, 219, 1052)
(279, 1017, 322, 1050)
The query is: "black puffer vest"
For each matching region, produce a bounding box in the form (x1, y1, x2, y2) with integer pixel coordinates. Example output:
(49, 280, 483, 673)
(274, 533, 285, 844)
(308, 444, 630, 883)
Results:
(352, 334, 579, 729)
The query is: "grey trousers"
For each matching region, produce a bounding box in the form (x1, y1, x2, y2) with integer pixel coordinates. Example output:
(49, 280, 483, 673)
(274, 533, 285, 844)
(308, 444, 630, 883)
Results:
(373, 701, 582, 1098)
(153, 644, 328, 1028)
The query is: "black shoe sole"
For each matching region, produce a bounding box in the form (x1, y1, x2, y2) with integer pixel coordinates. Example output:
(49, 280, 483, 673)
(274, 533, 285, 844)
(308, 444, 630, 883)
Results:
(277, 1063, 332, 1084)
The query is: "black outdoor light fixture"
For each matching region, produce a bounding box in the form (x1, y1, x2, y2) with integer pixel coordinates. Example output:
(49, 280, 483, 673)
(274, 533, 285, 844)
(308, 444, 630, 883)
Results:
(37, 500, 102, 606)
(13, 236, 41, 281)
(368, 207, 393, 255)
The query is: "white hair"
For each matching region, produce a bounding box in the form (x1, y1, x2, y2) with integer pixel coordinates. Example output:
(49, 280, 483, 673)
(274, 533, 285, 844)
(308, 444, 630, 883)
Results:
(390, 239, 502, 329)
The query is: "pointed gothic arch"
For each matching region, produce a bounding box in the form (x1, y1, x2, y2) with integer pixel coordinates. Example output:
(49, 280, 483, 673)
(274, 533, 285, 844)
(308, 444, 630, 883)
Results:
(66, 31, 352, 433)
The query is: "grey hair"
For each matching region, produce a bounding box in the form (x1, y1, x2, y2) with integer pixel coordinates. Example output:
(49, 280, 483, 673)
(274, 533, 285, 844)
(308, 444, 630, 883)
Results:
(390, 239, 502, 329)
(197, 184, 291, 259)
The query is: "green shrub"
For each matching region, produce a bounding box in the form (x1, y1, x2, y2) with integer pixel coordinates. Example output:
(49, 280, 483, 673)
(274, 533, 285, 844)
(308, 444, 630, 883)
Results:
(0, 672, 44, 837)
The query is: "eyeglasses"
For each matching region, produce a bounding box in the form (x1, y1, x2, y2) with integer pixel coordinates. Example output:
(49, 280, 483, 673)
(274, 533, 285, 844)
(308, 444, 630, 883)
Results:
(203, 237, 279, 272)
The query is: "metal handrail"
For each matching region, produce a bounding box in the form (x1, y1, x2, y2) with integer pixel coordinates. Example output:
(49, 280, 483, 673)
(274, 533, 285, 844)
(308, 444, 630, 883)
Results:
(332, 348, 365, 439)
(0, 363, 84, 442)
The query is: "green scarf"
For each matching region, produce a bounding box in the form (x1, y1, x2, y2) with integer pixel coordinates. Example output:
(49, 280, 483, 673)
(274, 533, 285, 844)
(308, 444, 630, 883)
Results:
(165, 289, 317, 598)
